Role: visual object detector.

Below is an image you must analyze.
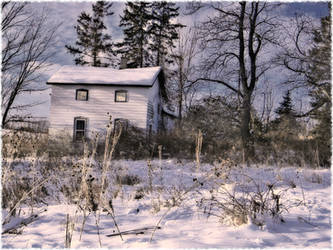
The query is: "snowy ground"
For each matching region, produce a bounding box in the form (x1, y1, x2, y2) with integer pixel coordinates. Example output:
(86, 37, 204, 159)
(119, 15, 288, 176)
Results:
(2, 159, 331, 248)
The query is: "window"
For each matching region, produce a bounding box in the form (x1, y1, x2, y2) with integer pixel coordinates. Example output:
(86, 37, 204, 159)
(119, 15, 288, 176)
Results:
(76, 89, 88, 101)
(115, 90, 128, 102)
(74, 117, 87, 140)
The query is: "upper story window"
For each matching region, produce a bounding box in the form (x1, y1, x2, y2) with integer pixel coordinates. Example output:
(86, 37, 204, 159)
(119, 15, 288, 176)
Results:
(115, 90, 128, 102)
(76, 89, 88, 101)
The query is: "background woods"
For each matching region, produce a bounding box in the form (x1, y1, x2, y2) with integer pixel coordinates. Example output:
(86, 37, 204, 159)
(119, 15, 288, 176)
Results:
(1, 1, 331, 165)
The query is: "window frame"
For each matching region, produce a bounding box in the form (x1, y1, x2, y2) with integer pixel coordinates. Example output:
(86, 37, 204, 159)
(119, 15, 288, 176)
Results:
(76, 89, 89, 101)
(73, 117, 87, 141)
(114, 90, 128, 102)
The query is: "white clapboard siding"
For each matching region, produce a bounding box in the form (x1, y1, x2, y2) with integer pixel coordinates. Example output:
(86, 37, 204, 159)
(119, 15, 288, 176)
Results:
(49, 84, 150, 137)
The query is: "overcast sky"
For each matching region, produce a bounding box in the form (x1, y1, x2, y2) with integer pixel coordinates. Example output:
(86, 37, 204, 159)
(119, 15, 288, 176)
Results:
(11, 1, 330, 118)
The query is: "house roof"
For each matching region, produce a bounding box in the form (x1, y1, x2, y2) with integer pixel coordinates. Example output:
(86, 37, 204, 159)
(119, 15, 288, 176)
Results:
(46, 65, 162, 86)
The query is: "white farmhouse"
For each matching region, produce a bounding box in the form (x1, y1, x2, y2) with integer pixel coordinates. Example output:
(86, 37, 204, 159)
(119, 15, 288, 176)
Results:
(47, 65, 175, 140)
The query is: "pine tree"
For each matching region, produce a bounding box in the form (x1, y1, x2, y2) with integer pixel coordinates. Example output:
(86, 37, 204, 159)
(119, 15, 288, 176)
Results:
(308, 14, 331, 123)
(273, 90, 299, 134)
(149, 2, 185, 67)
(275, 90, 294, 117)
(65, 1, 116, 67)
(308, 11, 331, 166)
(118, 2, 151, 68)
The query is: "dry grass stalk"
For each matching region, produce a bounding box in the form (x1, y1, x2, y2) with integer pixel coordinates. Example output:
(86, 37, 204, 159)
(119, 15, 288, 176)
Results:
(195, 130, 203, 171)
(64, 115, 124, 247)
(77, 135, 99, 241)
(147, 159, 153, 192)
(96, 116, 123, 244)
(2, 176, 51, 226)
(29, 150, 38, 214)
(65, 213, 75, 248)
(2, 131, 22, 212)
(158, 145, 163, 184)
(158, 145, 162, 167)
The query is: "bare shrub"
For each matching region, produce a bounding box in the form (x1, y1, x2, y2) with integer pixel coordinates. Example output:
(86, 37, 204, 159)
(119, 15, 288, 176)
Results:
(2, 132, 50, 223)
(303, 171, 323, 184)
(212, 158, 235, 180)
(2, 172, 31, 213)
(134, 187, 145, 200)
(116, 174, 141, 186)
(253, 119, 324, 167)
(201, 175, 290, 227)
(47, 130, 83, 157)
(65, 117, 124, 247)
(2, 129, 48, 158)
(155, 130, 195, 159)
(5, 119, 49, 133)
(111, 124, 150, 159)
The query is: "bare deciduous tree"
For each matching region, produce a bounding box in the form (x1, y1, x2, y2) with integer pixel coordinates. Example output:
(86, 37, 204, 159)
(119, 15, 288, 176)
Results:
(257, 80, 275, 131)
(277, 8, 331, 166)
(1, 2, 60, 127)
(188, 2, 280, 161)
(275, 15, 313, 88)
(170, 27, 199, 127)
(277, 12, 331, 117)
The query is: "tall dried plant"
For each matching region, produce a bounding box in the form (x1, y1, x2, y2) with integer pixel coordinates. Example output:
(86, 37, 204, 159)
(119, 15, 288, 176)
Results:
(95, 116, 124, 245)
(158, 145, 163, 184)
(147, 159, 153, 192)
(64, 115, 123, 247)
(2, 131, 51, 227)
(195, 130, 203, 170)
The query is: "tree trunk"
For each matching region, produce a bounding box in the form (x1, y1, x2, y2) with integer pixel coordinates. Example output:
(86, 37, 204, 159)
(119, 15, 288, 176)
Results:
(177, 56, 184, 128)
(240, 92, 254, 162)
(238, 2, 254, 163)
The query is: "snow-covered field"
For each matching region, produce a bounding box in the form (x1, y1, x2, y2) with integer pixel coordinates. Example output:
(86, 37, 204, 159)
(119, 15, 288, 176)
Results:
(2, 159, 331, 248)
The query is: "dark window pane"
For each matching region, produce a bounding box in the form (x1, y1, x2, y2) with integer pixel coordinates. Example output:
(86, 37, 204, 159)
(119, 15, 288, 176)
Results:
(76, 131, 84, 139)
(76, 120, 85, 130)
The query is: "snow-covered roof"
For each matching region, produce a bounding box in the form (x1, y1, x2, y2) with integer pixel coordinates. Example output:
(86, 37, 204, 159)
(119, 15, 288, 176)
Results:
(47, 65, 162, 86)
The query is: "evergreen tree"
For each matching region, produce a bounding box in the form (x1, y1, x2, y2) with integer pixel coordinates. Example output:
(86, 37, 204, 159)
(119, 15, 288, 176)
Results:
(308, 12, 331, 166)
(308, 14, 331, 124)
(149, 2, 185, 66)
(275, 90, 294, 117)
(273, 90, 299, 135)
(270, 90, 304, 164)
(65, 1, 116, 67)
(118, 2, 151, 68)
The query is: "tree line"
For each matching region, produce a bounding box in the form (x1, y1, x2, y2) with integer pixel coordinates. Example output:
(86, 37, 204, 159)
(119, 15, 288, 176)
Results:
(1, 1, 331, 166)
(65, 1, 184, 68)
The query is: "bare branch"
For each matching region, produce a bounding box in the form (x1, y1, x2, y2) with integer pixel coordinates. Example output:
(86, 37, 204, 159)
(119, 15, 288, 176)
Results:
(2, 3, 61, 127)
(189, 78, 243, 98)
